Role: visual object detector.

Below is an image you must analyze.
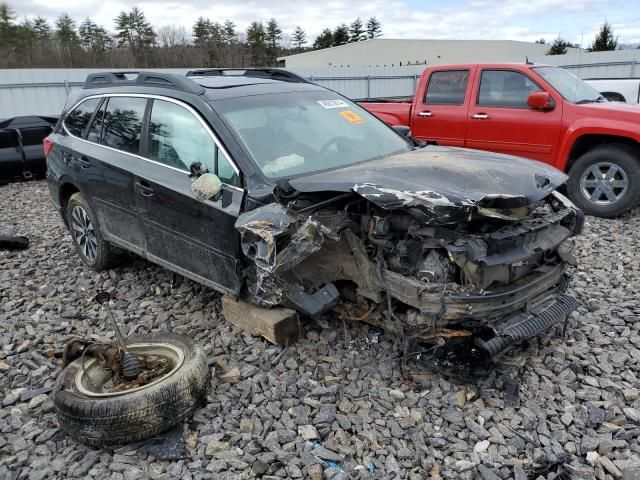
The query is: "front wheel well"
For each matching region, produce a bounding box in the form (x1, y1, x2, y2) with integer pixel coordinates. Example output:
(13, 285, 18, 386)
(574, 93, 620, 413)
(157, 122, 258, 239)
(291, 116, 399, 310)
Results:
(59, 183, 80, 224)
(567, 135, 640, 169)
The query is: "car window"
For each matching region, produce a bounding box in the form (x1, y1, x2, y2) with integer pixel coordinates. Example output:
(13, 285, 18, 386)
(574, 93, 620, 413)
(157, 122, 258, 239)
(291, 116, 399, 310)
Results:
(102, 97, 148, 154)
(149, 99, 216, 172)
(478, 70, 541, 108)
(64, 98, 101, 137)
(19, 127, 52, 146)
(424, 70, 469, 105)
(216, 149, 239, 186)
(86, 99, 106, 143)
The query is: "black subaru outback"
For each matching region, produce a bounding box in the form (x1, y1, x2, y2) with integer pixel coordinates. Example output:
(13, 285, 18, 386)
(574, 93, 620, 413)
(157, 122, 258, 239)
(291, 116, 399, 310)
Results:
(47, 69, 582, 359)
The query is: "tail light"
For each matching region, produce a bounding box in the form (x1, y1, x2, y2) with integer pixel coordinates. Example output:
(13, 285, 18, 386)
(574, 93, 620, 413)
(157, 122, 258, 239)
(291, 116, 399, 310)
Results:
(43, 136, 54, 158)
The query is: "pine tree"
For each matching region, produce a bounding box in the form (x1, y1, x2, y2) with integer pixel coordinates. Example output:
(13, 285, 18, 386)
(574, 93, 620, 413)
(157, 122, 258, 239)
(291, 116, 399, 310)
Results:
(193, 16, 211, 49)
(115, 8, 156, 65)
(0, 3, 16, 47)
(349, 18, 365, 43)
(313, 28, 333, 50)
(535, 38, 546, 44)
(265, 18, 282, 65)
(32, 16, 50, 40)
(365, 16, 382, 39)
(590, 21, 618, 51)
(333, 24, 349, 46)
(292, 26, 306, 51)
(246, 21, 266, 66)
(55, 14, 79, 66)
(546, 37, 572, 55)
(223, 20, 237, 43)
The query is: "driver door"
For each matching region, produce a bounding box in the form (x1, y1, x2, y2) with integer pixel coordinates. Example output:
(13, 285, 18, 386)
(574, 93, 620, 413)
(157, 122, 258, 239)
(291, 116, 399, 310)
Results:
(134, 98, 243, 294)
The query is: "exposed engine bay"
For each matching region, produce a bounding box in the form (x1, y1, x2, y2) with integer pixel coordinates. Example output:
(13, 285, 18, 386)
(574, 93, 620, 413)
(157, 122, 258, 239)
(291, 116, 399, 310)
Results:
(235, 174, 582, 360)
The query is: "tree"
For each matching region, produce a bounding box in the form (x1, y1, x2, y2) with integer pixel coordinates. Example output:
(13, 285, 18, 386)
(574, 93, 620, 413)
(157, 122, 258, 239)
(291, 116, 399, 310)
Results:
(55, 14, 79, 66)
(0, 2, 16, 47)
(349, 17, 365, 43)
(264, 18, 282, 64)
(590, 21, 618, 51)
(32, 16, 50, 40)
(535, 38, 546, 44)
(313, 28, 333, 49)
(546, 37, 572, 55)
(115, 7, 156, 66)
(333, 24, 349, 46)
(223, 20, 237, 43)
(366, 16, 382, 39)
(246, 21, 266, 65)
(292, 25, 306, 51)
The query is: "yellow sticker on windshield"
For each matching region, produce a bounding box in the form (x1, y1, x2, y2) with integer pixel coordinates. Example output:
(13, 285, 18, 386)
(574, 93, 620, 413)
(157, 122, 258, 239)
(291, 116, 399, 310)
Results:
(339, 110, 365, 125)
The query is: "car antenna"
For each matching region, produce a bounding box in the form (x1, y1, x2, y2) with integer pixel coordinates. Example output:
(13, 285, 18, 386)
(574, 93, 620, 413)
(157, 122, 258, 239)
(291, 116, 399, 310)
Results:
(573, 32, 585, 102)
(525, 56, 533, 65)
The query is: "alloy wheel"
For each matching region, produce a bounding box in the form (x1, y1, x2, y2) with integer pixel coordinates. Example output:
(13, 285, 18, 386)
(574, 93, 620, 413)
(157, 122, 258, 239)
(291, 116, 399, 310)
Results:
(70, 206, 98, 262)
(580, 162, 629, 205)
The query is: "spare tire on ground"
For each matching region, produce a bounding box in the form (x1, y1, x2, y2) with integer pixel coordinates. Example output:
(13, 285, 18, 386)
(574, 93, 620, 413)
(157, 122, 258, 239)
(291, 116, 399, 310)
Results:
(54, 332, 209, 447)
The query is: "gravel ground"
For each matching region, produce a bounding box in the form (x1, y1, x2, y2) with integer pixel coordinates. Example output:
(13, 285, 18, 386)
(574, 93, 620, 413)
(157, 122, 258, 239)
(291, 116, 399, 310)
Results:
(1, 180, 639, 480)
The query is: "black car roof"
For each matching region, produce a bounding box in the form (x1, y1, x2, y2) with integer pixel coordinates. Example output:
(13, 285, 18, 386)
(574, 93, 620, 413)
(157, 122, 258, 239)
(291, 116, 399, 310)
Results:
(0, 115, 58, 129)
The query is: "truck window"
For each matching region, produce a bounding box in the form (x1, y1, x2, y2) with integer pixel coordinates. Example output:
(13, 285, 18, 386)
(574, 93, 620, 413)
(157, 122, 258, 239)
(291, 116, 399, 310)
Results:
(478, 70, 540, 108)
(424, 70, 469, 105)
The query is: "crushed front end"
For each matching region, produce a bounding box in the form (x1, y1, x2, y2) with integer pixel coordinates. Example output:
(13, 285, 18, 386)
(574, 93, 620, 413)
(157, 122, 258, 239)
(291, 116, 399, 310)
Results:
(235, 152, 582, 360)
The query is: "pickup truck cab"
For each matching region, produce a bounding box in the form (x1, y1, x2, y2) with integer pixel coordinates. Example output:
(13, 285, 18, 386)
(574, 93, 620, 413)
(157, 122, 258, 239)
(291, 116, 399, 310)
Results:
(360, 63, 640, 217)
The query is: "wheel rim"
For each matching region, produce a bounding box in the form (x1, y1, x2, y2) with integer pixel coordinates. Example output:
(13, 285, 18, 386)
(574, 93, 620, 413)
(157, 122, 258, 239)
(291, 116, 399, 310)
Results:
(70, 206, 98, 262)
(74, 343, 184, 397)
(580, 162, 629, 206)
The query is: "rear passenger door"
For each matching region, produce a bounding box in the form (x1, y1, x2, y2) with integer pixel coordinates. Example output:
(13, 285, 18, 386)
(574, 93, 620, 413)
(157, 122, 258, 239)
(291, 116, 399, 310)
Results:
(72, 95, 149, 251)
(410, 69, 473, 146)
(134, 97, 243, 294)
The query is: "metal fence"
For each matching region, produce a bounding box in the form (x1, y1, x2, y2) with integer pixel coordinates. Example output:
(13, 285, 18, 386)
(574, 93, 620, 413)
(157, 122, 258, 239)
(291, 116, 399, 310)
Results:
(1, 60, 639, 118)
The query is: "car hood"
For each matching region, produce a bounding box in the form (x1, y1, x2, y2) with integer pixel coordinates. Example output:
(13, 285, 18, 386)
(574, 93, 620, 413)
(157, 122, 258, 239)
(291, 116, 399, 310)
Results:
(289, 146, 568, 224)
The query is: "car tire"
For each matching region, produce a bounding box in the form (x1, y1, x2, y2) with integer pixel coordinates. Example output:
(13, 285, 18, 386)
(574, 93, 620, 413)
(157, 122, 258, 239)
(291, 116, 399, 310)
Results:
(54, 332, 209, 447)
(566, 145, 640, 217)
(66, 192, 116, 270)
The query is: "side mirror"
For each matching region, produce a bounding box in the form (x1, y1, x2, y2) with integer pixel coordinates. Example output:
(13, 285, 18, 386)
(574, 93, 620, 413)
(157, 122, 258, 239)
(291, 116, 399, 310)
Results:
(527, 91, 553, 110)
(392, 125, 412, 138)
(191, 173, 222, 201)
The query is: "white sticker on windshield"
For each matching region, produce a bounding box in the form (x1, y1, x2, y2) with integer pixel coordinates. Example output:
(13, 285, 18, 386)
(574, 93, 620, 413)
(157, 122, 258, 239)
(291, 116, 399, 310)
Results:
(317, 99, 349, 109)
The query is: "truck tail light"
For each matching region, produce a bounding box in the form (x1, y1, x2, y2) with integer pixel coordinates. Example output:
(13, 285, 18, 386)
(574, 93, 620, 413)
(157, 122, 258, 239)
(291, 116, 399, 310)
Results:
(43, 136, 54, 158)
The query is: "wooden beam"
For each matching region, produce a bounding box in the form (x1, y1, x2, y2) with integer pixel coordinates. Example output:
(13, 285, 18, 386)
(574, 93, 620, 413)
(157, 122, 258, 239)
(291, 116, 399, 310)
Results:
(221, 295, 301, 347)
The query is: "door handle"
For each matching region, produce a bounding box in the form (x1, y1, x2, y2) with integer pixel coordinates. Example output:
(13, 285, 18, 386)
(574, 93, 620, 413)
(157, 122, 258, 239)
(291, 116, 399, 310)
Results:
(418, 111, 433, 117)
(136, 181, 155, 197)
(79, 156, 91, 168)
(471, 113, 490, 119)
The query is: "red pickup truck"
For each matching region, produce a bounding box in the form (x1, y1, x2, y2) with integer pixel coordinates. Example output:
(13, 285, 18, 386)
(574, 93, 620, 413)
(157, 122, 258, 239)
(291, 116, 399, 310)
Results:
(360, 63, 640, 217)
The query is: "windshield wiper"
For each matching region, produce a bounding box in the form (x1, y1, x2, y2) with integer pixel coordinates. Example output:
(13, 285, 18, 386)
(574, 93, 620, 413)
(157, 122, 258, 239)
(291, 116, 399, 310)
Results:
(576, 95, 606, 105)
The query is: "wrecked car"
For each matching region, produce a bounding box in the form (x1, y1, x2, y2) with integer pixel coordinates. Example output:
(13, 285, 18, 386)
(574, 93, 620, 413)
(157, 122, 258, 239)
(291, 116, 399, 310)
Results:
(46, 69, 581, 360)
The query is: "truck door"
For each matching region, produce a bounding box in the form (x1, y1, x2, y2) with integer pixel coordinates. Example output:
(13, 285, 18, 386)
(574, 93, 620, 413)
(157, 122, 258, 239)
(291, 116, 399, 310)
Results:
(410, 68, 473, 146)
(466, 69, 562, 164)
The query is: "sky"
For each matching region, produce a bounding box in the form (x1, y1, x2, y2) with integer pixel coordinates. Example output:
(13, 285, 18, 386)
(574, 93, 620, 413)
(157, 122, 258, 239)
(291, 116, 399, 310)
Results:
(9, 0, 640, 46)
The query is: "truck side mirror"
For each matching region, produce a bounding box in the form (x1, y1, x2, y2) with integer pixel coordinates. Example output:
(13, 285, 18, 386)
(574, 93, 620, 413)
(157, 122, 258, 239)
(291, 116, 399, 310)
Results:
(527, 91, 553, 110)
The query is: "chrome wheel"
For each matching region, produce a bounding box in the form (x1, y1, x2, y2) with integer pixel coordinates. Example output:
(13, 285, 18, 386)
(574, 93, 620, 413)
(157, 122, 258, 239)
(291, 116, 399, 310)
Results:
(580, 162, 629, 205)
(71, 206, 98, 262)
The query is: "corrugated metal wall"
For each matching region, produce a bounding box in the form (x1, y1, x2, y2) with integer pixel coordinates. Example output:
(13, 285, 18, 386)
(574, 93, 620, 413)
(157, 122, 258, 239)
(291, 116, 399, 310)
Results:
(1, 58, 638, 119)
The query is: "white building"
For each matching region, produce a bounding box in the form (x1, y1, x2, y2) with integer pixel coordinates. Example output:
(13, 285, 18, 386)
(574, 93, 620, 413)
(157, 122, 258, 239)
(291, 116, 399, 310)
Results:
(279, 38, 581, 68)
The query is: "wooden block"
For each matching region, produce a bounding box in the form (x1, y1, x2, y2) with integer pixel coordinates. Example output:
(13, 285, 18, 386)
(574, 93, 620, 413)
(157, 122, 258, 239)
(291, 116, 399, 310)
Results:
(221, 295, 301, 346)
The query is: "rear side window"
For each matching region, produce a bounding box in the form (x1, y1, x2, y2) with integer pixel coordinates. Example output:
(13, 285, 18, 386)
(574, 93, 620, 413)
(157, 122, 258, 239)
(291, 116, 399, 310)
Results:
(424, 70, 469, 105)
(64, 98, 101, 137)
(86, 99, 106, 143)
(478, 70, 541, 107)
(102, 97, 148, 154)
(19, 127, 52, 146)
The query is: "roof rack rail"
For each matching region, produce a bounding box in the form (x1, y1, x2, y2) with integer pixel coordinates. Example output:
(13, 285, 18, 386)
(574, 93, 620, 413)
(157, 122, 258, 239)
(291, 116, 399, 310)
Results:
(83, 71, 206, 95)
(185, 68, 311, 84)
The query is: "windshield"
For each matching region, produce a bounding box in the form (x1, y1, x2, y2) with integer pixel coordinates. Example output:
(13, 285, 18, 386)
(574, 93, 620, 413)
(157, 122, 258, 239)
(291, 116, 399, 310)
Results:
(215, 91, 411, 179)
(533, 66, 605, 104)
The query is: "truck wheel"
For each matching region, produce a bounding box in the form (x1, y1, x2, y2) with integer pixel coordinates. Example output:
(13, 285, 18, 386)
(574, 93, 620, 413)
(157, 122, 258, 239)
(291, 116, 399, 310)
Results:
(54, 333, 209, 447)
(66, 192, 116, 271)
(566, 145, 640, 217)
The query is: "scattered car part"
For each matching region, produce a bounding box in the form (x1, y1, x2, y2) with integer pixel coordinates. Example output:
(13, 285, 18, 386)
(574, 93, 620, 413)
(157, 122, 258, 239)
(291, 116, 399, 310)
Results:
(95, 290, 143, 380)
(0, 115, 56, 183)
(0, 233, 29, 250)
(54, 332, 208, 446)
